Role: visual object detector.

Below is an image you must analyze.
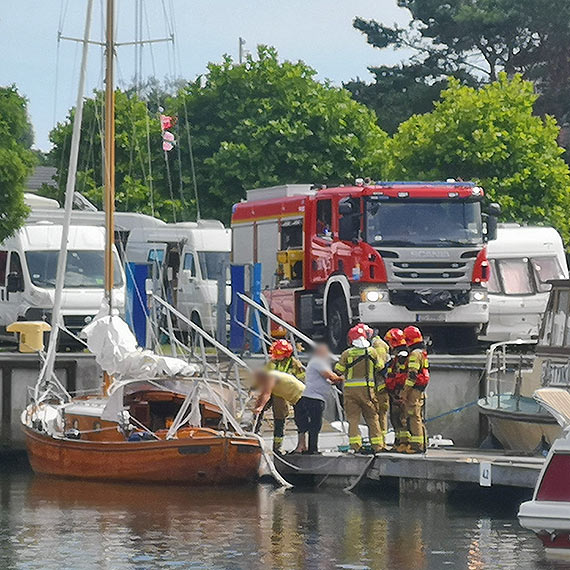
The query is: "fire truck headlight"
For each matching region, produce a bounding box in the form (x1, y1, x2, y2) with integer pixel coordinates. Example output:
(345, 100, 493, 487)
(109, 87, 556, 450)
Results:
(470, 290, 488, 302)
(362, 290, 386, 303)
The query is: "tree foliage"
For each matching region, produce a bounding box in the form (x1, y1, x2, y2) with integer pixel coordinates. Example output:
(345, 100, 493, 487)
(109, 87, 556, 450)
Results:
(47, 47, 387, 222)
(385, 75, 570, 240)
(0, 86, 34, 242)
(172, 46, 386, 220)
(349, 0, 570, 133)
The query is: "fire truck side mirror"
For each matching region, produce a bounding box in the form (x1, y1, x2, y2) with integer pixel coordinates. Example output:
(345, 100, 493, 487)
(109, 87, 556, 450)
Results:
(485, 202, 501, 241)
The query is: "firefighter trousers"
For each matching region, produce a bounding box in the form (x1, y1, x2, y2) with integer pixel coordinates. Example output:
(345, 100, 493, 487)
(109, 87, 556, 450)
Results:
(376, 389, 390, 440)
(344, 386, 383, 452)
(272, 396, 290, 451)
(405, 387, 426, 451)
(388, 390, 409, 446)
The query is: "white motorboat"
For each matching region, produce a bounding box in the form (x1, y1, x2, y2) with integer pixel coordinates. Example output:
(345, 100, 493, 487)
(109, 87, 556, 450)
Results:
(518, 388, 570, 556)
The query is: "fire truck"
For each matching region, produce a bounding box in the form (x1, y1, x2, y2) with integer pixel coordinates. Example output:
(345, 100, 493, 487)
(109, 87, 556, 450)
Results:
(231, 182, 500, 350)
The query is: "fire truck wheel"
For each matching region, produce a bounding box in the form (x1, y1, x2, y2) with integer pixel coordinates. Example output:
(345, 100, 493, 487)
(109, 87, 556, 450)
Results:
(327, 297, 349, 353)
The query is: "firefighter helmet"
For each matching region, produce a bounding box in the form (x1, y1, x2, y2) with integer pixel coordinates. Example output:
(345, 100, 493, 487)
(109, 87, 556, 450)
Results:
(384, 328, 406, 348)
(347, 324, 370, 344)
(269, 339, 294, 360)
(403, 325, 423, 346)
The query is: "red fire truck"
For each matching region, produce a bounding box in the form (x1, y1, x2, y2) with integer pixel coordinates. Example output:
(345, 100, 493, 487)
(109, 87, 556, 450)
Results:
(231, 182, 500, 350)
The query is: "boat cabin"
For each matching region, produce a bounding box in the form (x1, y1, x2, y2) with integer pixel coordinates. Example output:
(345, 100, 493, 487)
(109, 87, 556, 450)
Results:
(62, 390, 224, 442)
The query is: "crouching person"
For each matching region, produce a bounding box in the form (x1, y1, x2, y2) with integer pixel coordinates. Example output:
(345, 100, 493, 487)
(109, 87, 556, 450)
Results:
(253, 369, 305, 455)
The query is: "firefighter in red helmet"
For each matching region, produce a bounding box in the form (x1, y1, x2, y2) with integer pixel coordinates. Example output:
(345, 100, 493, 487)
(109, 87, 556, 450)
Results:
(335, 324, 384, 453)
(402, 326, 430, 454)
(384, 328, 410, 451)
(265, 340, 305, 454)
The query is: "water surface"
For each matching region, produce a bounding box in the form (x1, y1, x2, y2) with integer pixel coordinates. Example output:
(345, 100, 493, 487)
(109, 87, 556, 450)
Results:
(0, 470, 564, 569)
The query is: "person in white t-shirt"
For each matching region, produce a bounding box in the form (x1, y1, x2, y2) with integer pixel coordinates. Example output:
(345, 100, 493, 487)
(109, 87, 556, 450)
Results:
(293, 344, 343, 454)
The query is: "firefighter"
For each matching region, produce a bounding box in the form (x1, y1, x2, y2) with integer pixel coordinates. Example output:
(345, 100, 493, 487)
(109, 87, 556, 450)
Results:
(384, 328, 410, 452)
(335, 324, 384, 453)
(371, 333, 391, 448)
(265, 340, 305, 454)
(402, 325, 430, 454)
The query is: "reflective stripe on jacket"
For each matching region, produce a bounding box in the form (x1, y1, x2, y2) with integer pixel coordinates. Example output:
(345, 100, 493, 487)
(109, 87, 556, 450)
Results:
(405, 348, 429, 390)
(336, 347, 379, 387)
(267, 357, 305, 381)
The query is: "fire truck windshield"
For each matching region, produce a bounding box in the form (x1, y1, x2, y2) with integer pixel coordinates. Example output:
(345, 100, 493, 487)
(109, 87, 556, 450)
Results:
(365, 199, 483, 247)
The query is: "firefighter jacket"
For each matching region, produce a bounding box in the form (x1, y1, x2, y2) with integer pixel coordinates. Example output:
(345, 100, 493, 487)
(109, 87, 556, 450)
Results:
(335, 347, 381, 389)
(267, 356, 306, 381)
(405, 346, 430, 391)
(385, 352, 408, 392)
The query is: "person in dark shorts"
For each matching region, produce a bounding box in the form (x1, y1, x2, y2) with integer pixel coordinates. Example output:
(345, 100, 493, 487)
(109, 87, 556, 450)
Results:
(293, 344, 343, 454)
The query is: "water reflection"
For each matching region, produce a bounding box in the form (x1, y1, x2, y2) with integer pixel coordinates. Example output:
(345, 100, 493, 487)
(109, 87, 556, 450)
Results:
(0, 471, 562, 569)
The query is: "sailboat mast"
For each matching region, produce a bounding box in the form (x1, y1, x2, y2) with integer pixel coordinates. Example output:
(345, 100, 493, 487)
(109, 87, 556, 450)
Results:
(104, 0, 115, 310)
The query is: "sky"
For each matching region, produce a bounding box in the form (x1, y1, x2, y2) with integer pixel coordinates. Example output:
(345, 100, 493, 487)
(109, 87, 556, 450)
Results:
(0, 1, 411, 151)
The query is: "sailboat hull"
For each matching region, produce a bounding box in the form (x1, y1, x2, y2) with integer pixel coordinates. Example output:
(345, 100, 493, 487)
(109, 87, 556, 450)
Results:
(23, 426, 262, 484)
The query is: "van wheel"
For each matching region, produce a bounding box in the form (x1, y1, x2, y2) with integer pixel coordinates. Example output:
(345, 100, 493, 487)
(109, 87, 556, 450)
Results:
(327, 297, 349, 353)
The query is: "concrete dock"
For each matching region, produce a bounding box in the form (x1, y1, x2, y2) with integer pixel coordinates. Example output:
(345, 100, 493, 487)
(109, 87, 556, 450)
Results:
(274, 449, 543, 496)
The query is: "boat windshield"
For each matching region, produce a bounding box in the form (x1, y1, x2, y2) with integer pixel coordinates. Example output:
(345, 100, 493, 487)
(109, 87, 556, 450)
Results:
(365, 199, 483, 247)
(197, 251, 229, 281)
(26, 250, 123, 289)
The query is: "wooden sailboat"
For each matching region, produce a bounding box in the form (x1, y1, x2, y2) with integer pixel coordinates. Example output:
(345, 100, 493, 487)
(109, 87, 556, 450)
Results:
(21, 0, 262, 484)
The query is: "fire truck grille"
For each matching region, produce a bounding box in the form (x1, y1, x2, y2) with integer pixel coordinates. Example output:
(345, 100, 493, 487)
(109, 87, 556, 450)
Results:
(389, 289, 470, 311)
(392, 261, 467, 281)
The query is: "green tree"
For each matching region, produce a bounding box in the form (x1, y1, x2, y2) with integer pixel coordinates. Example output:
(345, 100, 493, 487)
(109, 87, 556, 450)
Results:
(385, 75, 570, 241)
(171, 46, 387, 220)
(350, 1, 570, 131)
(0, 86, 34, 242)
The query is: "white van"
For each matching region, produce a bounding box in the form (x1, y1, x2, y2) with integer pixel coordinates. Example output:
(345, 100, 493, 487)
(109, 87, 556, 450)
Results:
(125, 220, 231, 334)
(481, 225, 568, 342)
(0, 223, 125, 341)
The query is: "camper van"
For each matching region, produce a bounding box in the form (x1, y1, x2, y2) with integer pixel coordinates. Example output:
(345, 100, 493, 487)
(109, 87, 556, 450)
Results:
(0, 223, 125, 342)
(481, 225, 568, 342)
(125, 220, 231, 334)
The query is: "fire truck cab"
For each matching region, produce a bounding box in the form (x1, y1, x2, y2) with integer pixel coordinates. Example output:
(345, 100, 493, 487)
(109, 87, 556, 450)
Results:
(231, 182, 499, 351)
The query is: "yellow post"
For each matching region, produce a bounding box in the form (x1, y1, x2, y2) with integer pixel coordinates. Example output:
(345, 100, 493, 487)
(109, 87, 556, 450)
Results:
(7, 322, 52, 353)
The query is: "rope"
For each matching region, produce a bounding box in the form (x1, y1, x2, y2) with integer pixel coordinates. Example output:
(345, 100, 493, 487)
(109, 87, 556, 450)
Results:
(425, 399, 480, 423)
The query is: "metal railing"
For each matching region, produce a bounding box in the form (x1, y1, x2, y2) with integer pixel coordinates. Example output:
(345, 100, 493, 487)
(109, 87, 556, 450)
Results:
(483, 339, 535, 410)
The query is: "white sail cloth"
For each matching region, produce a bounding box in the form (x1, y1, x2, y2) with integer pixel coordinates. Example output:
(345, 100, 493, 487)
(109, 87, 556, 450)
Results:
(83, 315, 199, 380)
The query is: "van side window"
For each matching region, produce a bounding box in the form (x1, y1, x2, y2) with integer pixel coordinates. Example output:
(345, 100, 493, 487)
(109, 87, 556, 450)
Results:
(532, 256, 565, 292)
(0, 251, 7, 285)
(497, 258, 533, 295)
(183, 253, 195, 276)
(9, 252, 22, 278)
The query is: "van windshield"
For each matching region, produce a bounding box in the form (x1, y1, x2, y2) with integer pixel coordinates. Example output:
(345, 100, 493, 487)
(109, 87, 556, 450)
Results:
(197, 252, 229, 281)
(26, 250, 123, 289)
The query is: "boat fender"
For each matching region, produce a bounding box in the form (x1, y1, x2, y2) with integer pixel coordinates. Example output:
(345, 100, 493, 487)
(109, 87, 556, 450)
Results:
(64, 429, 81, 440)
